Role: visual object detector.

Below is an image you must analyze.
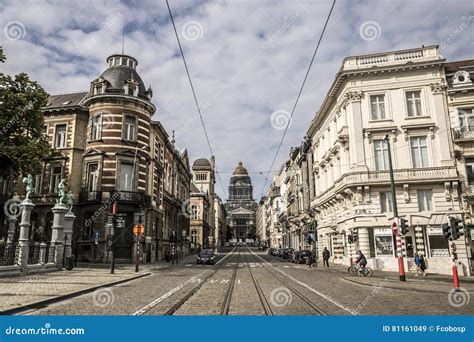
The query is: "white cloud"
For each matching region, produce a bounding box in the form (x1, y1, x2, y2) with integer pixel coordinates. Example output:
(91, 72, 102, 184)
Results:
(1, 0, 472, 200)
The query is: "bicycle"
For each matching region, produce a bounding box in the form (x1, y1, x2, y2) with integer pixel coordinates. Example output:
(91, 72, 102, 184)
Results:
(347, 263, 373, 277)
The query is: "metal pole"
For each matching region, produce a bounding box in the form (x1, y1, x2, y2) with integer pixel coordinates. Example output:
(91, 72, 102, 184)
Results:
(384, 135, 406, 282)
(111, 202, 117, 274)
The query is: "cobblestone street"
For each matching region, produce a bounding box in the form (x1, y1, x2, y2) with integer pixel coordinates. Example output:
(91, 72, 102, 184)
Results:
(3, 247, 471, 316)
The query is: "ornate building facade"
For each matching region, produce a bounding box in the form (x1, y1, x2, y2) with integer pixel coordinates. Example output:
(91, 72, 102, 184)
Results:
(307, 46, 467, 275)
(189, 158, 215, 248)
(225, 162, 257, 242)
(0, 53, 191, 263)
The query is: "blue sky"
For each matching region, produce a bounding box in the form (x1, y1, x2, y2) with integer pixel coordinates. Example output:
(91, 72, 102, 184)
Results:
(1, 0, 473, 201)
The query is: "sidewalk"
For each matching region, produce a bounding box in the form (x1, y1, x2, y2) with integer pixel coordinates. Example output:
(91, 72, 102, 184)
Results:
(75, 253, 199, 271)
(316, 262, 474, 293)
(0, 267, 150, 314)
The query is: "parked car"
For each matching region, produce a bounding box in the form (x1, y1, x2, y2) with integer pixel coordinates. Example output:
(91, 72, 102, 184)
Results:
(197, 249, 216, 265)
(267, 247, 275, 255)
(290, 250, 300, 263)
(294, 250, 313, 264)
(224, 242, 230, 247)
(280, 248, 294, 260)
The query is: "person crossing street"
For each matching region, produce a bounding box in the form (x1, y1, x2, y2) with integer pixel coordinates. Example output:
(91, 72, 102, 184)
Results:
(322, 247, 330, 268)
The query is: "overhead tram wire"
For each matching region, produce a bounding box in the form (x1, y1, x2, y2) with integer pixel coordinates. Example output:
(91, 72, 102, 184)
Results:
(166, 0, 227, 200)
(259, 0, 336, 199)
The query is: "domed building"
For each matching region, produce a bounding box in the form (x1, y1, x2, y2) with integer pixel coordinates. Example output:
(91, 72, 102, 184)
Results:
(225, 161, 257, 242)
(5, 53, 192, 266)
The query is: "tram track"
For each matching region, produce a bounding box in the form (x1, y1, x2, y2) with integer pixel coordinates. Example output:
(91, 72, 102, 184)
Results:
(244, 250, 274, 316)
(162, 247, 240, 316)
(247, 247, 327, 315)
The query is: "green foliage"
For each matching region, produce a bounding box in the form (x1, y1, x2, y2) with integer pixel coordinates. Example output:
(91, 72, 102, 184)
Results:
(0, 48, 51, 177)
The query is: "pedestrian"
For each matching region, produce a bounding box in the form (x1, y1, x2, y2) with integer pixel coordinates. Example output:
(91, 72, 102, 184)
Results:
(414, 252, 426, 277)
(322, 247, 330, 267)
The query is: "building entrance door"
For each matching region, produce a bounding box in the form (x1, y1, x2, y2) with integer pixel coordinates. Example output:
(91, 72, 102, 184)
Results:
(114, 213, 133, 260)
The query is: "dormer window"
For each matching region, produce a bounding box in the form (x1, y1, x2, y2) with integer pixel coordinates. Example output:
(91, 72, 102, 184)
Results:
(94, 84, 103, 95)
(127, 85, 136, 96)
(453, 71, 472, 87)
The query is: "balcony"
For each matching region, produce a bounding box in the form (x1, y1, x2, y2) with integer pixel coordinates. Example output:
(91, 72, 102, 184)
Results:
(453, 129, 474, 142)
(315, 166, 458, 204)
(79, 190, 102, 203)
(110, 190, 150, 207)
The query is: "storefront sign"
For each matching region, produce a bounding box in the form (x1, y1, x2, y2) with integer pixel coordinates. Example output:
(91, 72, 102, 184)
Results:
(374, 228, 392, 236)
(427, 226, 442, 235)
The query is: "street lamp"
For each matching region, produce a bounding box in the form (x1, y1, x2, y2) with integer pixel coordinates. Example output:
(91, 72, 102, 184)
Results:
(384, 134, 406, 282)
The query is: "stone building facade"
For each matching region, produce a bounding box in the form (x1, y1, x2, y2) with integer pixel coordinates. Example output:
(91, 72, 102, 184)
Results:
(307, 46, 467, 275)
(225, 162, 257, 242)
(263, 45, 473, 276)
(0, 53, 191, 263)
(189, 158, 215, 248)
(446, 59, 474, 266)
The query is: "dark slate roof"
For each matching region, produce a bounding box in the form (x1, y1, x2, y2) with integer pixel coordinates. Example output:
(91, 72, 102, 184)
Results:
(193, 158, 212, 169)
(100, 66, 147, 97)
(445, 60, 474, 73)
(44, 92, 88, 109)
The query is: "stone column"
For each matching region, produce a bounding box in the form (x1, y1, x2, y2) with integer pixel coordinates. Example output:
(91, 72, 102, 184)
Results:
(50, 203, 68, 269)
(358, 227, 371, 257)
(39, 242, 47, 265)
(430, 83, 452, 166)
(344, 91, 366, 171)
(18, 199, 34, 273)
(6, 217, 17, 243)
(63, 210, 76, 257)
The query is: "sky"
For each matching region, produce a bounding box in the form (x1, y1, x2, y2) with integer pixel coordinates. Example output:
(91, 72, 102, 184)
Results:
(1, 0, 473, 201)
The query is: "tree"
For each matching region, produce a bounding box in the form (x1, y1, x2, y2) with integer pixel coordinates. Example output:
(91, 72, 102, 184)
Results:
(0, 47, 51, 178)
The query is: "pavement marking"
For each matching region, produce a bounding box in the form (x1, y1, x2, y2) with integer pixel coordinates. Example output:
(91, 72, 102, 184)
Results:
(186, 264, 193, 267)
(248, 248, 359, 316)
(133, 247, 237, 315)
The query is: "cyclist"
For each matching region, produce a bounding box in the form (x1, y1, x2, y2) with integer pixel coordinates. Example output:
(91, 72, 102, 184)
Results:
(355, 250, 367, 275)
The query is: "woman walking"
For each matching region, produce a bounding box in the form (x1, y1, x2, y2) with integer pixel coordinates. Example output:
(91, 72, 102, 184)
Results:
(414, 252, 426, 276)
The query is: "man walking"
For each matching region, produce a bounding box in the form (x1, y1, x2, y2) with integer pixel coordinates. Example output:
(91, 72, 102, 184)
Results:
(322, 247, 330, 268)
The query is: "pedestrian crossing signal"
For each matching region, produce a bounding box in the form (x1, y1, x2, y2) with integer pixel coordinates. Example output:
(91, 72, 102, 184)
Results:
(448, 216, 463, 240)
(442, 223, 451, 240)
(133, 224, 144, 236)
(399, 218, 408, 235)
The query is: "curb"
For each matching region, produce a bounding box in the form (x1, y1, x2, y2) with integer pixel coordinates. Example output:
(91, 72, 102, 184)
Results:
(342, 276, 448, 294)
(0, 272, 152, 315)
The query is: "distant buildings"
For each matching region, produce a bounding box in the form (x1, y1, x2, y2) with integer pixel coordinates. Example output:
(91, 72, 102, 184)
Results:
(260, 46, 474, 276)
(225, 162, 257, 242)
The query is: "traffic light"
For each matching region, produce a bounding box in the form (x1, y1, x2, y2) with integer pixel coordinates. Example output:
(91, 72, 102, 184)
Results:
(442, 223, 451, 240)
(353, 230, 358, 242)
(399, 218, 408, 235)
(448, 216, 463, 240)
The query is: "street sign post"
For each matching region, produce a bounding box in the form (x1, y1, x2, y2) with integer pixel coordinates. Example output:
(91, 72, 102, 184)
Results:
(392, 220, 406, 282)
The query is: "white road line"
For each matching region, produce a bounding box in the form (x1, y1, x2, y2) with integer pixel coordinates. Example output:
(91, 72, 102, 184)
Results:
(248, 247, 358, 316)
(132, 247, 236, 315)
